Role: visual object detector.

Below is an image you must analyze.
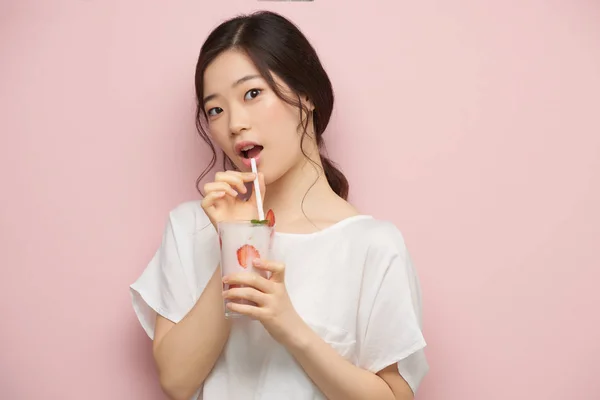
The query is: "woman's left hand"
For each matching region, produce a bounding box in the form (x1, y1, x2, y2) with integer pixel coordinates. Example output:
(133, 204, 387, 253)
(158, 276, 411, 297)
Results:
(222, 259, 303, 344)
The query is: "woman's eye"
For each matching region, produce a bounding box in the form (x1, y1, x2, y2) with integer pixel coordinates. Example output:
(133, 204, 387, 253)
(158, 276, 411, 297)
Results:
(207, 107, 223, 117)
(244, 89, 262, 100)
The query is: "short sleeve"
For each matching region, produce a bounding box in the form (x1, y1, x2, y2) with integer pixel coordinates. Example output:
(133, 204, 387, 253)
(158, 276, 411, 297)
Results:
(357, 222, 429, 394)
(129, 201, 219, 340)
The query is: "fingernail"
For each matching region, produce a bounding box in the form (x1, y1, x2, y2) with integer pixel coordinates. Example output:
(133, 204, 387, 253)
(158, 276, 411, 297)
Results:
(216, 191, 226, 197)
(230, 189, 238, 197)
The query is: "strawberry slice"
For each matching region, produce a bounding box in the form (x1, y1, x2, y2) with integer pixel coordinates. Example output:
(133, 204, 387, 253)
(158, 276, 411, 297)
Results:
(236, 244, 260, 268)
(265, 209, 275, 227)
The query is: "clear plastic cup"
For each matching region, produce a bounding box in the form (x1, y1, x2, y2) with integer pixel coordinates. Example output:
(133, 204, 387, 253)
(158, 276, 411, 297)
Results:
(217, 220, 274, 318)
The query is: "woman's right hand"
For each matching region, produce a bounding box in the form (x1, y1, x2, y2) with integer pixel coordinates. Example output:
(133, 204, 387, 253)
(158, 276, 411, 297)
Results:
(201, 170, 266, 230)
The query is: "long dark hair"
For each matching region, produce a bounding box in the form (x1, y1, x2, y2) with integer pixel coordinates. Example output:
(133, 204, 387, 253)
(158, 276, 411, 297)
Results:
(193, 10, 349, 200)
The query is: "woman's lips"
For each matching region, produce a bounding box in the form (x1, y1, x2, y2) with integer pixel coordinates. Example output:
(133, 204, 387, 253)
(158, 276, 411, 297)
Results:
(240, 151, 261, 168)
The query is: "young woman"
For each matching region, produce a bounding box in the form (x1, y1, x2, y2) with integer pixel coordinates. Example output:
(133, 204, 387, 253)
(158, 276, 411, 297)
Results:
(130, 10, 428, 400)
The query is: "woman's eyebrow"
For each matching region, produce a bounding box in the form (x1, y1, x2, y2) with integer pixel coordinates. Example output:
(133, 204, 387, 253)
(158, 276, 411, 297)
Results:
(203, 74, 262, 103)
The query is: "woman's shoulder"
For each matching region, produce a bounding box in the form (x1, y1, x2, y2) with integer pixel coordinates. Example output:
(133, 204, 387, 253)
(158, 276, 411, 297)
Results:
(328, 198, 408, 250)
(158, 200, 218, 272)
(165, 200, 212, 234)
(342, 214, 409, 253)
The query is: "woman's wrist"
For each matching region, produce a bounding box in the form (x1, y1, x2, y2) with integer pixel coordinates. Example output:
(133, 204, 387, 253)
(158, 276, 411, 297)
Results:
(279, 313, 314, 352)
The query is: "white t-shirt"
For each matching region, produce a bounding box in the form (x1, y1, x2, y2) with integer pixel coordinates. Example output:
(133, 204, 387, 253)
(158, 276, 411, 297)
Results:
(130, 201, 429, 400)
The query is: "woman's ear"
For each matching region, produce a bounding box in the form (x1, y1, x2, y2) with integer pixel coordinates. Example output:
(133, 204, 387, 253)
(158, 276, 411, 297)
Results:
(299, 94, 316, 136)
(300, 94, 315, 112)
(305, 95, 315, 112)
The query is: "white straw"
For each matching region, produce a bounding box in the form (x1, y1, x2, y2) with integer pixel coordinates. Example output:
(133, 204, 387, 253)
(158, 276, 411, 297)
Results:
(250, 158, 265, 220)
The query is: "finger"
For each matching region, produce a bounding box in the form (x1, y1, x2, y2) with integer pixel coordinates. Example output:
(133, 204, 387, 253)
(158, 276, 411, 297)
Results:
(214, 171, 247, 194)
(203, 181, 238, 198)
(223, 286, 266, 305)
(215, 171, 256, 193)
(253, 259, 285, 282)
(223, 272, 274, 293)
(226, 302, 265, 320)
(216, 170, 255, 180)
(201, 190, 226, 209)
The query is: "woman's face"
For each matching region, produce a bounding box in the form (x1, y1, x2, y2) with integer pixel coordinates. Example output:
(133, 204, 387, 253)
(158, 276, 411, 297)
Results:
(203, 49, 314, 185)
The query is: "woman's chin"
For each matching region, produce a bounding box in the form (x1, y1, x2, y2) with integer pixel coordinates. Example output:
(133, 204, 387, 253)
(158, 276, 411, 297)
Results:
(259, 168, 278, 186)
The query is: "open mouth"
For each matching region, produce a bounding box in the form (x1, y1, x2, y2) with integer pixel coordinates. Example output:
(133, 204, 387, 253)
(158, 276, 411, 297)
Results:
(239, 144, 264, 159)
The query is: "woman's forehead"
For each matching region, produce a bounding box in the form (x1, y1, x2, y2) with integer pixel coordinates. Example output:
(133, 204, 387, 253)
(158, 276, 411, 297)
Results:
(204, 51, 260, 91)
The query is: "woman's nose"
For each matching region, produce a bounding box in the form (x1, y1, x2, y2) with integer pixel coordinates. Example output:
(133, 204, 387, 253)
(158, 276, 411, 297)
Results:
(228, 103, 251, 136)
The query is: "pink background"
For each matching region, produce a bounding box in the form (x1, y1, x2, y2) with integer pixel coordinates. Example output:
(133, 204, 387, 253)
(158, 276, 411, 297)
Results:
(1, 1, 599, 399)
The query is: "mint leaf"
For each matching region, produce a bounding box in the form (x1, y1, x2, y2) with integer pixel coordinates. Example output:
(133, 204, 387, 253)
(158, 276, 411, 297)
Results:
(250, 219, 269, 225)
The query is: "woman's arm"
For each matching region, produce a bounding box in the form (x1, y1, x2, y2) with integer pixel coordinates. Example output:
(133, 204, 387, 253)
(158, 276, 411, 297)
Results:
(222, 258, 415, 400)
(283, 321, 414, 400)
(152, 267, 230, 400)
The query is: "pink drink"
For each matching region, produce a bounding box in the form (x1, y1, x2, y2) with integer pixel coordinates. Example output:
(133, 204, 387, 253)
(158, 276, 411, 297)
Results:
(218, 220, 274, 318)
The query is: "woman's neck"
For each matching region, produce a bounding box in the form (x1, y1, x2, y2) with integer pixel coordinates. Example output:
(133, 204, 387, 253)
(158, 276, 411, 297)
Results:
(263, 157, 338, 224)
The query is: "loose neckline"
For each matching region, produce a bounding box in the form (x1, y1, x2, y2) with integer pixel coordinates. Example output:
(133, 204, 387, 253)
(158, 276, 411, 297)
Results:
(274, 214, 374, 238)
